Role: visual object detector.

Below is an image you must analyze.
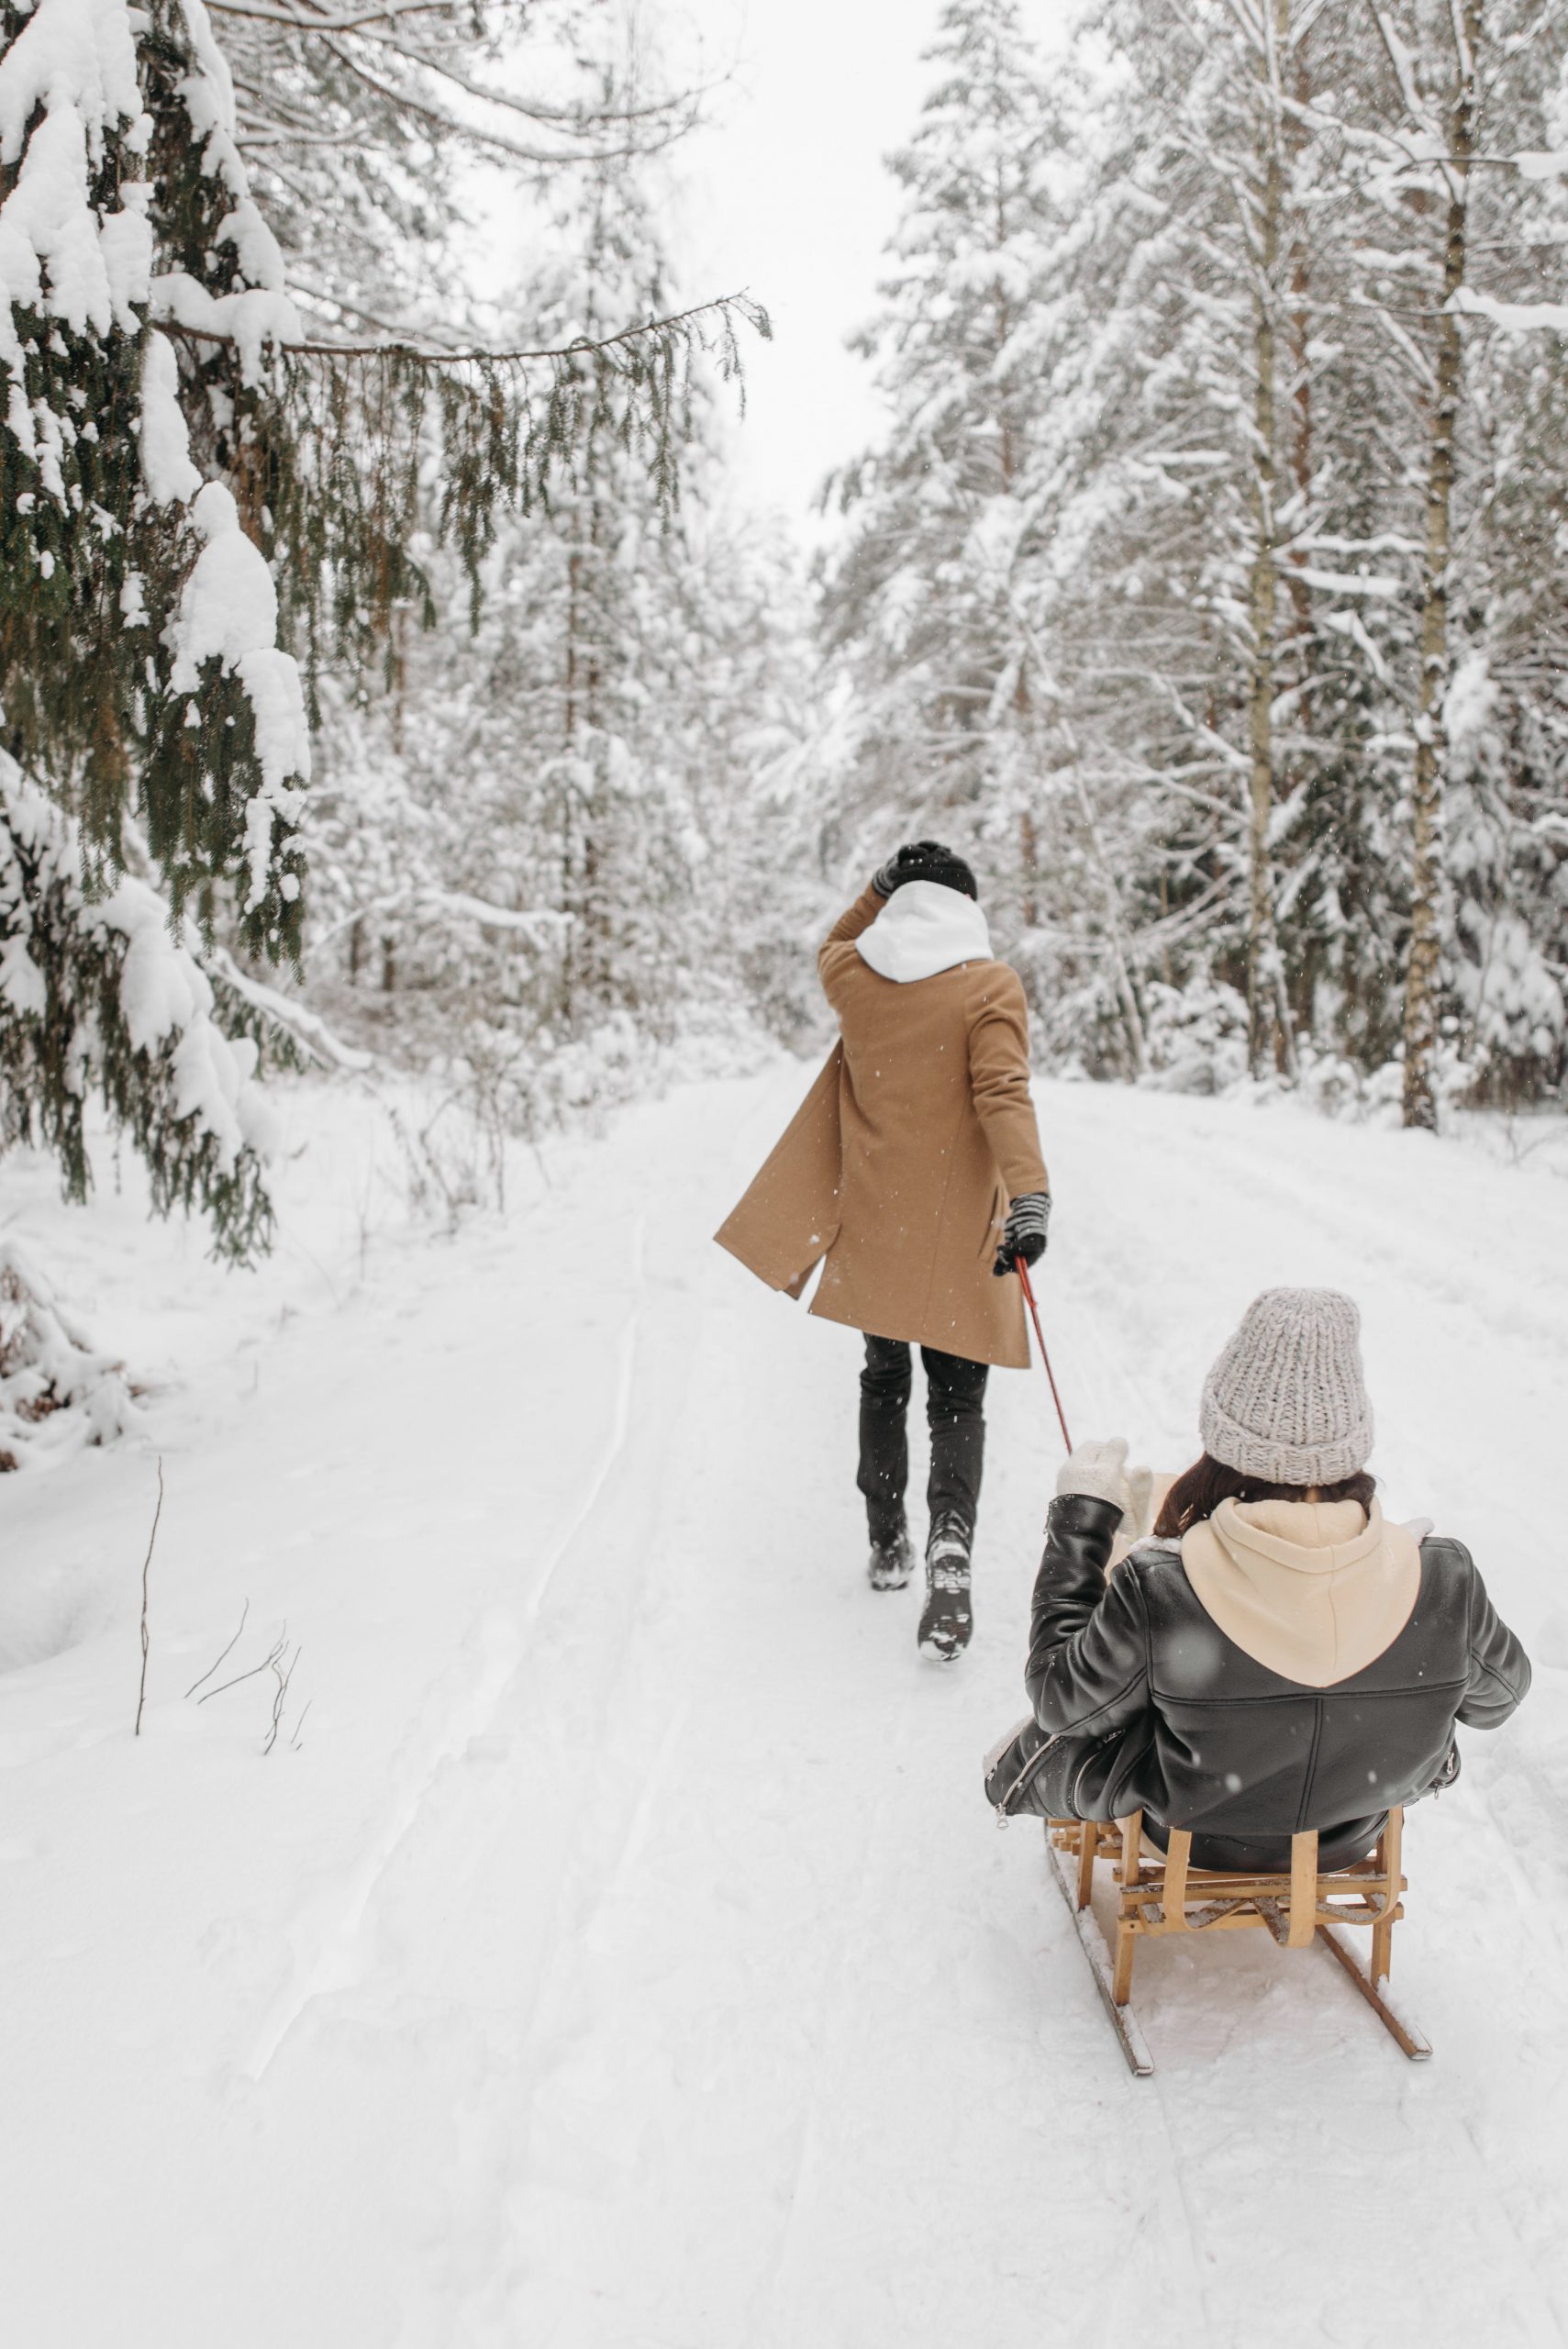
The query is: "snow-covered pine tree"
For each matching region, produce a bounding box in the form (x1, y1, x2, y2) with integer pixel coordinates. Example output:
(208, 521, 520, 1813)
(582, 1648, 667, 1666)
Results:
(300, 95, 807, 1102)
(820, 0, 1071, 949)
(211, 0, 697, 345)
(1326, 0, 1568, 1121)
(2, 0, 764, 1260)
(916, 0, 1568, 1108)
(1016, 0, 1383, 1088)
(823, 0, 1312, 1082)
(1, 0, 309, 1256)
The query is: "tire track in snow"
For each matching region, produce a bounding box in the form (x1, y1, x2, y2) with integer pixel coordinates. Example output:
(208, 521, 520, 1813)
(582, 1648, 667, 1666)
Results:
(745, 1670, 927, 2349)
(242, 1215, 652, 2082)
(418, 1075, 819, 2344)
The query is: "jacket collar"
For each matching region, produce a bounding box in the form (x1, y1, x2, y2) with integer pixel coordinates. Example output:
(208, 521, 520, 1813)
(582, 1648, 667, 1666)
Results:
(855, 881, 992, 984)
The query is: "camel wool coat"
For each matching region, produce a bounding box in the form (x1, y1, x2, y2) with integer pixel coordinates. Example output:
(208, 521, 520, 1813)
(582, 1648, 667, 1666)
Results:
(715, 886, 1049, 1368)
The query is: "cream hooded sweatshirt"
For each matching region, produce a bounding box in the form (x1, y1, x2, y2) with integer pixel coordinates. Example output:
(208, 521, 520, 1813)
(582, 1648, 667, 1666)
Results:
(1180, 1497, 1422, 1687)
(854, 880, 993, 984)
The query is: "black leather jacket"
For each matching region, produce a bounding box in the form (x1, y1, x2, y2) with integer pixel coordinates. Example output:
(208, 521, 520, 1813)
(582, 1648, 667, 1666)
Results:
(1027, 1495, 1530, 1865)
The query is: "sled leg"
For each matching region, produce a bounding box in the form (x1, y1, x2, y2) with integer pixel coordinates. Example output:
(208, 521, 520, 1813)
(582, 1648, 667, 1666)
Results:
(1075, 1820, 1097, 1909)
(1316, 1925, 1431, 2062)
(1370, 1809, 1401, 1986)
(1046, 1835, 1154, 2077)
(1110, 1918, 1136, 2008)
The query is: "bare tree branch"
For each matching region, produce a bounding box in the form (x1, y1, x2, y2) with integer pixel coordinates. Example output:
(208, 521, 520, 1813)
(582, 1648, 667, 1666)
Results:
(159, 289, 767, 368)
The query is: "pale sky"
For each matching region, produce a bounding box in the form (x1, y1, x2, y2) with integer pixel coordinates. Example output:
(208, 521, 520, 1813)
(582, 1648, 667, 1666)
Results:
(666, 0, 947, 525)
(469, 0, 1071, 530)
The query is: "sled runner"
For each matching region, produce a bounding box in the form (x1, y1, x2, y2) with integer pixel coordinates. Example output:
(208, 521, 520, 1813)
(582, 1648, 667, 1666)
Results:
(1046, 1807, 1430, 2077)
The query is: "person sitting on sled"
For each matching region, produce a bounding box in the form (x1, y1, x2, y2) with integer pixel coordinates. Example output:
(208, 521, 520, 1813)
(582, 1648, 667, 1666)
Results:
(716, 841, 1050, 1661)
(1018, 1286, 1529, 1867)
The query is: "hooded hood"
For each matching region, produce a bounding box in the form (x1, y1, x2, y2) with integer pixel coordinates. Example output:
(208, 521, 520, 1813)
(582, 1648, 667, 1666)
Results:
(855, 880, 993, 984)
(1180, 1496, 1421, 1687)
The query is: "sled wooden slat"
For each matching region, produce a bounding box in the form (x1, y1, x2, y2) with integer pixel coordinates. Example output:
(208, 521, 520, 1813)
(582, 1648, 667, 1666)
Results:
(1045, 1807, 1429, 2074)
(1316, 1920, 1431, 2061)
(1046, 1830, 1154, 2076)
(1288, 1832, 1318, 1947)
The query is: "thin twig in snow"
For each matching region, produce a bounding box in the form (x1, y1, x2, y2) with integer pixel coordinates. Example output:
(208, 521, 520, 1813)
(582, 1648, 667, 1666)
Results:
(133, 1459, 164, 1737)
(184, 1599, 251, 1699)
(264, 1646, 302, 1756)
(198, 1629, 289, 1706)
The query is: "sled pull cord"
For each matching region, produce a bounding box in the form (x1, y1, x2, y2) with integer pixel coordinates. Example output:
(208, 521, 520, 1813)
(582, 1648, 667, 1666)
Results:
(1016, 1255, 1073, 1454)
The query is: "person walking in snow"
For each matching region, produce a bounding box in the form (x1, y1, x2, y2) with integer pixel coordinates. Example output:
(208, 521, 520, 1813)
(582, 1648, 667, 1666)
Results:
(1006, 1287, 1529, 1862)
(716, 841, 1051, 1660)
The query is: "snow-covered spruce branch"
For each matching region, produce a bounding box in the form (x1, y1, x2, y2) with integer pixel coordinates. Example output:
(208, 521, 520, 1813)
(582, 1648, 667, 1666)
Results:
(209, 0, 703, 131)
(0, 1243, 139, 1472)
(206, 0, 712, 171)
(302, 41, 693, 173)
(0, 762, 280, 1264)
(335, 37, 704, 147)
(202, 946, 373, 1072)
(207, 0, 437, 28)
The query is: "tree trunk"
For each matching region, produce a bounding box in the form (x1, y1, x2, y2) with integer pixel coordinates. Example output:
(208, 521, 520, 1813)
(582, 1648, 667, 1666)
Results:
(1246, 0, 1297, 1083)
(1072, 768, 1147, 1076)
(1402, 0, 1481, 1130)
(1018, 804, 1039, 929)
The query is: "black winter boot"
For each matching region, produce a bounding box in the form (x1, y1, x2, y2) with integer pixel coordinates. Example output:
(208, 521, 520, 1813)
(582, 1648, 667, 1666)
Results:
(917, 1513, 973, 1660)
(868, 1511, 915, 1591)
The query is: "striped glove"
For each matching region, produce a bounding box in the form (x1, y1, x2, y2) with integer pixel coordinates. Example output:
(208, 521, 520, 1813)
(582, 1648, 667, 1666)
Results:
(994, 1191, 1051, 1277)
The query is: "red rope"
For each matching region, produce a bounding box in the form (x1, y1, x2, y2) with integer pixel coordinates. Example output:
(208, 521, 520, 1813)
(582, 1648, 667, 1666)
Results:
(1016, 1256, 1073, 1454)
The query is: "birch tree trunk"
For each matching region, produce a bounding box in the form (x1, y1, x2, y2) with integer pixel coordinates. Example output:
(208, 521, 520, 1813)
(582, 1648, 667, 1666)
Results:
(1246, 0, 1298, 1082)
(1402, 0, 1482, 1130)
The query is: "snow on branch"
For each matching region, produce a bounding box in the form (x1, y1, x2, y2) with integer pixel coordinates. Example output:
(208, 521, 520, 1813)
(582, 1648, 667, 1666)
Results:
(1295, 567, 1403, 597)
(0, 756, 278, 1260)
(1, 0, 311, 949)
(422, 891, 573, 939)
(202, 943, 372, 1071)
(200, 0, 711, 177)
(1450, 285, 1568, 334)
(0, 1242, 139, 1471)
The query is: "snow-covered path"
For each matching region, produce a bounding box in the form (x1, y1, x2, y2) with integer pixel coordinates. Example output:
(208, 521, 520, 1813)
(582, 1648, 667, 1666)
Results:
(2, 1069, 1565, 2347)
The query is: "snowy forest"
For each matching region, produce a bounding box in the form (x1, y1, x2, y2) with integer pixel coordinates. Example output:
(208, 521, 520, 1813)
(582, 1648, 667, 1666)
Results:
(3, 0, 1567, 2337)
(6, 0, 1568, 1309)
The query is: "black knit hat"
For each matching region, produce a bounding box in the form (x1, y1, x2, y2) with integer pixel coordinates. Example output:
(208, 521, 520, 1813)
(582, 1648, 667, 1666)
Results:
(879, 840, 979, 901)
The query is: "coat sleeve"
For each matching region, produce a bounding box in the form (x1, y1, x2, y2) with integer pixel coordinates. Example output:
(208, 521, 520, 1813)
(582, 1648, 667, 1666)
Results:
(1026, 1494, 1152, 1739)
(818, 886, 885, 1015)
(966, 966, 1049, 1197)
(1455, 1550, 1531, 1730)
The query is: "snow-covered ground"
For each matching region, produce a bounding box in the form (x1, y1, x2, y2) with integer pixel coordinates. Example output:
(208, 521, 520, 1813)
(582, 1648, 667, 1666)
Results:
(1, 1065, 1564, 2348)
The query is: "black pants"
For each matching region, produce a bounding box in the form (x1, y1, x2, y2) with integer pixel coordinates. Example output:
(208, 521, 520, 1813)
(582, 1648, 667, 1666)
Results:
(858, 1334, 988, 1540)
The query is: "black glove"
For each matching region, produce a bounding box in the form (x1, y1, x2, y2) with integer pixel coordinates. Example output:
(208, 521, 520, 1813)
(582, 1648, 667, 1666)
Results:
(994, 1191, 1051, 1277)
(872, 841, 977, 900)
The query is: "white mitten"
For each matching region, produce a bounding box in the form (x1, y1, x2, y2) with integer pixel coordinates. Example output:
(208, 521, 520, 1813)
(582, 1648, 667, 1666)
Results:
(1056, 1438, 1152, 1533)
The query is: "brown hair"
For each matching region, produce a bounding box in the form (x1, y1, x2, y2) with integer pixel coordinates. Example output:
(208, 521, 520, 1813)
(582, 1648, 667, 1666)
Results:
(1154, 1453, 1377, 1540)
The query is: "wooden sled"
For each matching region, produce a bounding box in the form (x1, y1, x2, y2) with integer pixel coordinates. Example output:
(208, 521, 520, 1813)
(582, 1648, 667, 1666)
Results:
(1046, 1807, 1431, 2076)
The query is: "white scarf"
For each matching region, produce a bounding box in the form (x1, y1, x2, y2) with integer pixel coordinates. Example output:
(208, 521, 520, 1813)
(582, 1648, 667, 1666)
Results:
(855, 881, 993, 984)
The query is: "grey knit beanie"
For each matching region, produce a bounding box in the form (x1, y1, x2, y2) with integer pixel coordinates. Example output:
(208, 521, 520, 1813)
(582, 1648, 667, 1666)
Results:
(1200, 1287, 1373, 1486)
